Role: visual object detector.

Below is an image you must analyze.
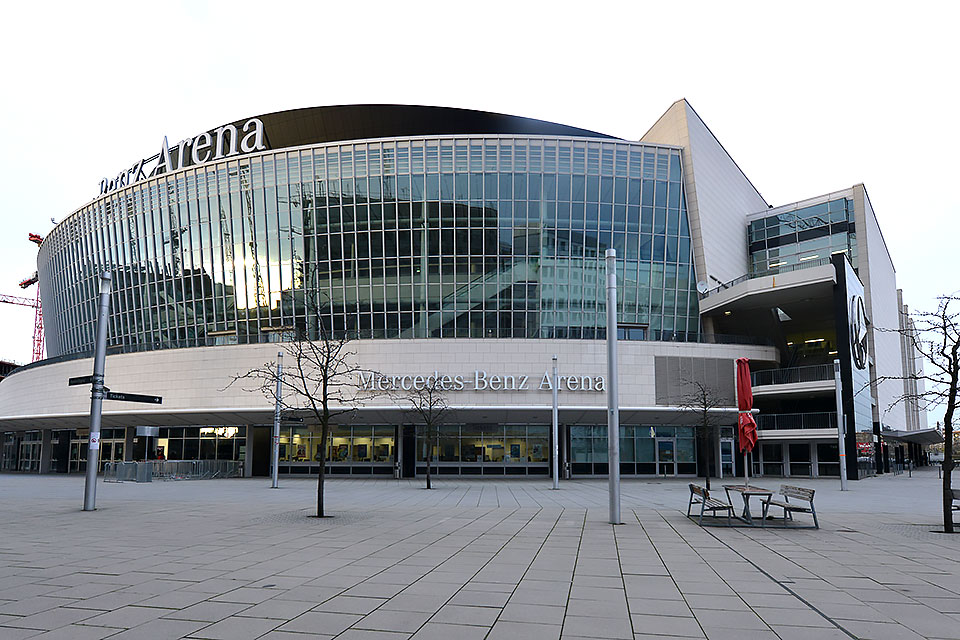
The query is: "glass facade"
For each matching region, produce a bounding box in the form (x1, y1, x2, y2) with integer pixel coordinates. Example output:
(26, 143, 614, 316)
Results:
(39, 136, 698, 357)
(156, 426, 246, 463)
(569, 425, 697, 476)
(748, 198, 856, 276)
(417, 424, 549, 475)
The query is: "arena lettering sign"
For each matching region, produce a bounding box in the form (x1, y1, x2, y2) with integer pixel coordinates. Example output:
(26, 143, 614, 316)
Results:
(98, 118, 267, 196)
(358, 370, 605, 393)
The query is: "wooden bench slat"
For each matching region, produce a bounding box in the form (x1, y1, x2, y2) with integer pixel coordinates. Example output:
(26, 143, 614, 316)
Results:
(688, 484, 733, 525)
(761, 485, 818, 529)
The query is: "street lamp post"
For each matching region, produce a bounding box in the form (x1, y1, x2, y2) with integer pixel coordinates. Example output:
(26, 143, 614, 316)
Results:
(552, 354, 559, 490)
(83, 271, 112, 512)
(605, 249, 621, 524)
(271, 352, 282, 489)
(834, 359, 848, 491)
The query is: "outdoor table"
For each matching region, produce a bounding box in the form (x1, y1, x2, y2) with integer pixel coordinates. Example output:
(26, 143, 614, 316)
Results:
(723, 484, 773, 525)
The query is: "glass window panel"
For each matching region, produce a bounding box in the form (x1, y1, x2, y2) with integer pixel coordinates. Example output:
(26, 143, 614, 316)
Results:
(676, 439, 695, 463)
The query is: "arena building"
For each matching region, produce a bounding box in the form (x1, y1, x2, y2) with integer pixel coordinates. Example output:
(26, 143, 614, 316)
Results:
(0, 101, 931, 479)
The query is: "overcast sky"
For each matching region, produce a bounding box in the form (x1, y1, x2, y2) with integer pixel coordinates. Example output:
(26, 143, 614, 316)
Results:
(0, 2, 956, 422)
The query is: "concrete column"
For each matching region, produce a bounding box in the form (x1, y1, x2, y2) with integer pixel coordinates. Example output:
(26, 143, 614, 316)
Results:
(124, 427, 135, 461)
(39, 429, 53, 474)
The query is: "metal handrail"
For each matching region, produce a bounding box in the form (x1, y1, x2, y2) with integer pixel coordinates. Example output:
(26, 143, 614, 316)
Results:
(700, 257, 832, 299)
(757, 412, 837, 430)
(751, 364, 834, 387)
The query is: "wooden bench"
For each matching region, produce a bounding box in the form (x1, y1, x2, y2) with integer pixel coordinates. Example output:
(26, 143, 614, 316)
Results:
(952, 489, 960, 512)
(761, 485, 818, 529)
(687, 484, 734, 526)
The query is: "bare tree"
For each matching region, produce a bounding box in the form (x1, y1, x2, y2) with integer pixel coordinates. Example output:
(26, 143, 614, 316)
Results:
(398, 376, 450, 490)
(677, 379, 726, 491)
(877, 294, 959, 533)
(232, 324, 366, 518)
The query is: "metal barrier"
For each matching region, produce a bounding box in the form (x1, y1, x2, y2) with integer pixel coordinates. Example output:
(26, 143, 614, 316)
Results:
(103, 461, 152, 483)
(151, 460, 243, 480)
(103, 460, 242, 482)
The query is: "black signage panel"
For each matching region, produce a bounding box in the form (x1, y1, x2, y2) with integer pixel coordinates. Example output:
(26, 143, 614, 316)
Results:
(68, 375, 94, 386)
(104, 391, 163, 404)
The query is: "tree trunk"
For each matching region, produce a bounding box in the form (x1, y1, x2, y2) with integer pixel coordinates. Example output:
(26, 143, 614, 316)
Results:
(944, 418, 954, 534)
(317, 421, 328, 517)
(699, 432, 711, 491)
(422, 424, 433, 490)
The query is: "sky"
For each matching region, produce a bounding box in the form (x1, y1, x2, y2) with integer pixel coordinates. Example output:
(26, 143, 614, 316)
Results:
(0, 1, 956, 421)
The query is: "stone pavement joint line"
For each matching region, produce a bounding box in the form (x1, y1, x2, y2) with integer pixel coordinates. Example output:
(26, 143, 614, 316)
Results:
(0, 471, 958, 639)
(657, 510, 858, 640)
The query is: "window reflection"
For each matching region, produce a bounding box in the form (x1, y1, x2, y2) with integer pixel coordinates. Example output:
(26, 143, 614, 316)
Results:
(42, 138, 698, 357)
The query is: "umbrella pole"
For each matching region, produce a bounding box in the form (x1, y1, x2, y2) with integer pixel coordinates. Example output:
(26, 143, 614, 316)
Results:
(744, 452, 749, 488)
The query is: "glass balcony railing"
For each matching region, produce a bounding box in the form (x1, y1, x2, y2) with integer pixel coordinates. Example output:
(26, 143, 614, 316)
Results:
(757, 412, 837, 430)
(751, 364, 834, 387)
(700, 257, 833, 299)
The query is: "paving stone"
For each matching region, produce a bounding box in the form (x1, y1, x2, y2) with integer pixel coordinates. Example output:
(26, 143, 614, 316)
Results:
(1, 605, 105, 630)
(336, 630, 411, 640)
(105, 618, 210, 639)
(500, 602, 565, 624)
(276, 611, 363, 636)
(257, 632, 335, 640)
(378, 594, 448, 613)
(18, 624, 118, 640)
(448, 590, 511, 607)
(410, 622, 490, 640)
(563, 614, 633, 639)
(430, 604, 501, 626)
(187, 614, 282, 639)
(162, 601, 252, 622)
(0, 627, 43, 640)
(488, 620, 561, 640)
(353, 609, 432, 632)
(236, 597, 317, 619)
(0, 474, 958, 640)
(312, 596, 386, 615)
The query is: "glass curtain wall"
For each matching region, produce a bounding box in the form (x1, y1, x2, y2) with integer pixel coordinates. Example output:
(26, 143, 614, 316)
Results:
(416, 424, 549, 475)
(748, 198, 857, 276)
(569, 425, 698, 476)
(40, 137, 698, 356)
(277, 425, 395, 475)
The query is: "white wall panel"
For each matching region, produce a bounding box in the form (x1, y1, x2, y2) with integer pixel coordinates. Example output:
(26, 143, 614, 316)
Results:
(642, 100, 768, 287)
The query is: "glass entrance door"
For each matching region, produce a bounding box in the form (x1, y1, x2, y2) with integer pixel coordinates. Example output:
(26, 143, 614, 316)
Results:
(657, 439, 675, 476)
(720, 440, 734, 477)
(18, 441, 40, 472)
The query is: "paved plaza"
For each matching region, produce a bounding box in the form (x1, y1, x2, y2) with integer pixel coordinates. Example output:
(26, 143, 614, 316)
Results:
(1, 469, 959, 640)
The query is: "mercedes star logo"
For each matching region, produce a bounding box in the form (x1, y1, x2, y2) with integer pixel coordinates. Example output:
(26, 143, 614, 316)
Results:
(850, 294, 867, 370)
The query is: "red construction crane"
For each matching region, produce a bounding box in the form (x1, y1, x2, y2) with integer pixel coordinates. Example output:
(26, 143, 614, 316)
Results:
(6, 233, 47, 362)
(0, 294, 37, 308)
(0, 293, 42, 361)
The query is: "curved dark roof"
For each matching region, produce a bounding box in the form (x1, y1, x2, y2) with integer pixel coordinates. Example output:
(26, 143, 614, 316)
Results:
(240, 105, 617, 149)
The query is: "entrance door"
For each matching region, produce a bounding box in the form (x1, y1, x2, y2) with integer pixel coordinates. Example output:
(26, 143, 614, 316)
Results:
(720, 440, 734, 477)
(657, 439, 676, 476)
(18, 442, 40, 472)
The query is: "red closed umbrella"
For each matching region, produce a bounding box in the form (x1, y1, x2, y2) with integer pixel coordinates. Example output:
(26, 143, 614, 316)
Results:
(736, 358, 758, 485)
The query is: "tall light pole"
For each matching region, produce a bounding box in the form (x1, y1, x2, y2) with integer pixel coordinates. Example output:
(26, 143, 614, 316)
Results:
(834, 359, 848, 491)
(605, 249, 621, 524)
(83, 271, 112, 511)
(551, 354, 560, 490)
(271, 352, 283, 489)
